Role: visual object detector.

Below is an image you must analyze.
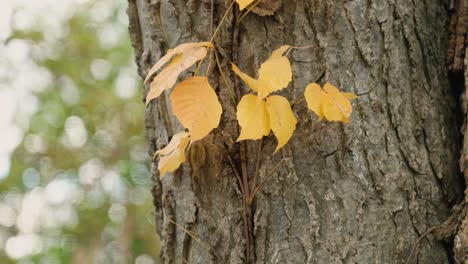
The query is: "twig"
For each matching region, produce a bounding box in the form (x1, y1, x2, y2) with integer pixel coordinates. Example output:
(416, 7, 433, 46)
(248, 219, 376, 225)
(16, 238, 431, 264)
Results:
(251, 138, 263, 191)
(214, 49, 236, 105)
(221, 141, 245, 195)
(405, 226, 437, 264)
(204, 50, 215, 76)
(167, 217, 213, 253)
(231, 4, 254, 263)
(291, 97, 305, 106)
(238, 0, 265, 23)
(248, 158, 287, 204)
(210, 0, 235, 42)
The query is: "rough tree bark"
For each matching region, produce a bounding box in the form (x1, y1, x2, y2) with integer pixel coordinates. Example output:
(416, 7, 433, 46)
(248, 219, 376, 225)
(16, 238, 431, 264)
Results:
(127, 0, 464, 263)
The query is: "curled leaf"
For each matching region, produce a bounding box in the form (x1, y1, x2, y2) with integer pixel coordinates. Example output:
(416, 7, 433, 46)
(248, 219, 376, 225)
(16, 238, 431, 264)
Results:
(144, 42, 213, 83)
(170, 76, 223, 141)
(155, 131, 190, 177)
(236, 94, 271, 141)
(145, 42, 213, 105)
(304, 82, 357, 123)
(266, 95, 297, 153)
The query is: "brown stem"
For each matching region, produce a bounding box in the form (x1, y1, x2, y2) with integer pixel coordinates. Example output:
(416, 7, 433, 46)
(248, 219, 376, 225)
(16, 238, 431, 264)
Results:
(251, 138, 263, 191)
(248, 158, 287, 204)
(231, 3, 255, 263)
(404, 226, 437, 264)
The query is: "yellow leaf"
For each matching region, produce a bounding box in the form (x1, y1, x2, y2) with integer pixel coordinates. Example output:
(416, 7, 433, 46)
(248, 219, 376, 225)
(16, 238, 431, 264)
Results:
(304, 82, 357, 123)
(170, 76, 223, 141)
(155, 131, 190, 177)
(266, 95, 297, 153)
(231, 63, 259, 92)
(144, 42, 213, 104)
(235, 0, 255, 10)
(343, 93, 358, 100)
(146, 47, 207, 104)
(236, 94, 271, 141)
(304, 82, 324, 120)
(257, 46, 292, 101)
(231, 46, 292, 101)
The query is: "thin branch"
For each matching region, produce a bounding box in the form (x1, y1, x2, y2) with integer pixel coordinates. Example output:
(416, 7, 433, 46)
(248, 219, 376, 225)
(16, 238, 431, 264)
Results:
(291, 97, 305, 106)
(210, 0, 235, 42)
(204, 49, 215, 76)
(238, 0, 265, 23)
(405, 226, 437, 264)
(248, 158, 287, 204)
(214, 49, 236, 104)
(167, 217, 213, 253)
(221, 141, 245, 195)
(251, 138, 263, 191)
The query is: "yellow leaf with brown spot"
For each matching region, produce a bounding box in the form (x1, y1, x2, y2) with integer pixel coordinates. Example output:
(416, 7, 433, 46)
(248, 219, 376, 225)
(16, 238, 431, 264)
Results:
(304, 82, 357, 123)
(266, 95, 297, 153)
(236, 94, 271, 141)
(155, 131, 190, 177)
(144, 42, 213, 105)
(235, 0, 255, 10)
(170, 77, 223, 141)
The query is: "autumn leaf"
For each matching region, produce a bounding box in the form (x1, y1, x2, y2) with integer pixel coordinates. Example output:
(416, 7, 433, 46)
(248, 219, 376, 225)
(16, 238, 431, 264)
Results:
(144, 42, 213, 105)
(304, 82, 357, 123)
(231, 63, 259, 92)
(257, 46, 292, 101)
(231, 45, 292, 102)
(235, 0, 255, 10)
(303, 82, 324, 119)
(236, 94, 271, 141)
(266, 95, 297, 152)
(170, 76, 223, 141)
(154, 131, 190, 177)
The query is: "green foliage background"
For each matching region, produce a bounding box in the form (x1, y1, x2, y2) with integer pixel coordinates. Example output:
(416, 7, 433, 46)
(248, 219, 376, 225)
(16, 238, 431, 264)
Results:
(0, 1, 160, 263)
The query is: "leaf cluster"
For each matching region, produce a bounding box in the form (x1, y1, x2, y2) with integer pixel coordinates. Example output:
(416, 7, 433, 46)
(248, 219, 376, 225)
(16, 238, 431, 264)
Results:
(145, 1, 358, 177)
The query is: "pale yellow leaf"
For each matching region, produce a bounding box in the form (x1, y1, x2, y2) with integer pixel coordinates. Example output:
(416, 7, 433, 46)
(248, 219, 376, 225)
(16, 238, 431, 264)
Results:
(304, 82, 324, 120)
(236, 94, 271, 141)
(170, 76, 223, 141)
(146, 47, 208, 105)
(231, 63, 259, 92)
(144, 41, 213, 83)
(266, 95, 297, 152)
(235, 0, 255, 10)
(156, 131, 190, 177)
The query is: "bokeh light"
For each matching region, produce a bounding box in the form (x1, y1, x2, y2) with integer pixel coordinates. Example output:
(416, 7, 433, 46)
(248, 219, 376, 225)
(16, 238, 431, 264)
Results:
(0, 0, 160, 263)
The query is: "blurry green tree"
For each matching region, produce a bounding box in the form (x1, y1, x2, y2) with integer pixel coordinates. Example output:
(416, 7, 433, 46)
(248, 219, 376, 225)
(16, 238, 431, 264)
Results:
(0, 1, 160, 263)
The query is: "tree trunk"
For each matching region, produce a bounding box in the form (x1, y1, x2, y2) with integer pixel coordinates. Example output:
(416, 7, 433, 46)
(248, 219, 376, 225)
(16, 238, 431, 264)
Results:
(127, 0, 463, 263)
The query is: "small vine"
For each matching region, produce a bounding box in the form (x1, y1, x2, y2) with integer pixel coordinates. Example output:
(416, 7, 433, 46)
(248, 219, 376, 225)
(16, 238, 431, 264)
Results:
(145, 0, 358, 263)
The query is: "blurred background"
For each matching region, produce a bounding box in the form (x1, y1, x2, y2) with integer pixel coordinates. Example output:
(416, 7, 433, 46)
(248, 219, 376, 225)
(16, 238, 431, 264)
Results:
(0, 0, 160, 263)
